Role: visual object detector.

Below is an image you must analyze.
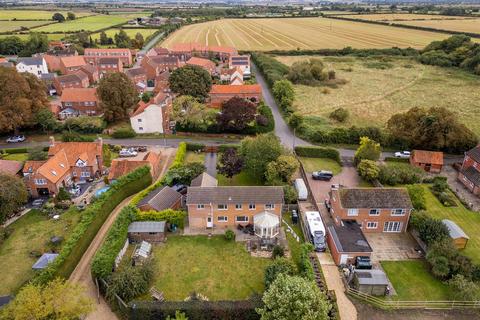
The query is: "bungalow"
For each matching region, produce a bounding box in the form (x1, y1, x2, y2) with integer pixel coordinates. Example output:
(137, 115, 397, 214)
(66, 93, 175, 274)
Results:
(458, 145, 480, 196)
(53, 70, 89, 95)
(229, 55, 251, 78)
(209, 84, 262, 108)
(130, 92, 172, 134)
(327, 220, 372, 265)
(59, 88, 98, 119)
(108, 151, 161, 181)
(410, 150, 444, 173)
(329, 187, 413, 233)
(16, 57, 48, 77)
(137, 186, 183, 212)
(84, 48, 133, 66)
(98, 57, 123, 76)
(59, 55, 87, 74)
(186, 57, 216, 75)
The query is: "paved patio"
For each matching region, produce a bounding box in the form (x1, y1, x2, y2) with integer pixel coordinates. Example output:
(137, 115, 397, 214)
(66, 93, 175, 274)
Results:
(365, 233, 422, 263)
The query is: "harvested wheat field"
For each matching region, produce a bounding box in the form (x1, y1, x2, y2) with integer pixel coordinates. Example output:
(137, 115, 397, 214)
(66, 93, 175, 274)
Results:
(398, 19, 480, 34)
(340, 13, 476, 21)
(275, 55, 480, 135)
(161, 18, 451, 50)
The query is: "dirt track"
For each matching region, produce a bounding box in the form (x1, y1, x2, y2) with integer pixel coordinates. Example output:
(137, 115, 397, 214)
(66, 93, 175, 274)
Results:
(69, 148, 175, 320)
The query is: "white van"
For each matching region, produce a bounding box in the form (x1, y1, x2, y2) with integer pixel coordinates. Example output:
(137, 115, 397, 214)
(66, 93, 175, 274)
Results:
(294, 178, 308, 201)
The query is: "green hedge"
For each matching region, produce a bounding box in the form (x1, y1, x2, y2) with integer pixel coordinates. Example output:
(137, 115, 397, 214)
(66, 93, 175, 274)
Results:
(384, 157, 410, 163)
(218, 144, 240, 153)
(172, 142, 187, 168)
(112, 128, 136, 139)
(91, 205, 137, 279)
(186, 142, 205, 152)
(294, 146, 341, 163)
(135, 209, 187, 229)
(33, 166, 152, 284)
(0, 147, 49, 154)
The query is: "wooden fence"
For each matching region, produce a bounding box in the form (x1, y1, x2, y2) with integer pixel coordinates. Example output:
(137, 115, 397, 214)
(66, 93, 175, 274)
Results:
(347, 287, 480, 310)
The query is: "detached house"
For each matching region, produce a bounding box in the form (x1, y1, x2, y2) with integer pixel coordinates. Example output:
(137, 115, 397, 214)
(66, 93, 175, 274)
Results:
(459, 145, 480, 196)
(108, 151, 161, 181)
(229, 55, 251, 78)
(23, 138, 103, 198)
(59, 88, 98, 119)
(130, 92, 172, 134)
(16, 57, 48, 77)
(209, 84, 262, 108)
(53, 71, 89, 95)
(329, 187, 413, 233)
(59, 55, 87, 74)
(98, 57, 123, 76)
(220, 67, 243, 84)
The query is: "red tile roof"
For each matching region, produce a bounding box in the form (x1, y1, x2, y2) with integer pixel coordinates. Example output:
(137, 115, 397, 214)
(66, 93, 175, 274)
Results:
(210, 84, 261, 95)
(37, 149, 70, 183)
(23, 160, 46, 173)
(0, 159, 23, 175)
(412, 150, 444, 165)
(60, 55, 86, 68)
(186, 57, 216, 69)
(48, 141, 102, 169)
(107, 151, 160, 180)
(60, 88, 97, 103)
(171, 42, 237, 55)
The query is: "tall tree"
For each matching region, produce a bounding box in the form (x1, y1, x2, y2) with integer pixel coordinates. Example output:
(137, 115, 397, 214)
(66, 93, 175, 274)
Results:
(99, 31, 108, 45)
(257, 274, 331, 320)
(52, 12, 65, 22)
(353, 136, 381, 166)
(35, 109, 58, 133)
(0, 36, 25, 55)
(133, 32, 144, 49)
(272, 80, 295, 113)
(217, 97, 257, 132)
(0, 67, 49, 133)
(169, 65, 212, 101)
(171, 95, 214, 131)
(19, 33, 48, 57)
(114, 29, 131, 48)
(240, 133, 283, 178)
(0, 173, 28, 223)
(217, 148, 244, 179)
(265, 155, 299, 185)
(97, 72, 139, 123)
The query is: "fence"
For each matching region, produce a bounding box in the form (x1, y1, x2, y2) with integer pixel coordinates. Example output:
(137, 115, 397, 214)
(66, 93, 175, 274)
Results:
(346, 287, 480, 310)
(114, 239, 129, 269)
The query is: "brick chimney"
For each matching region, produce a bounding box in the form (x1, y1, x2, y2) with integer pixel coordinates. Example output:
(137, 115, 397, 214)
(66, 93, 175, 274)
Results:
(49, 136, 55, 147)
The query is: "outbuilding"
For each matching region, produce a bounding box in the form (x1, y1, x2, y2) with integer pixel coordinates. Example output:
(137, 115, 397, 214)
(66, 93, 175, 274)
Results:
(410, 150, 444, 173)
(353, 269, 389, 296)
(32, 253, 59, 270)
(128, 221, 166, 243)
(326, 221, 372, 265)
(442, 219, 469, 249)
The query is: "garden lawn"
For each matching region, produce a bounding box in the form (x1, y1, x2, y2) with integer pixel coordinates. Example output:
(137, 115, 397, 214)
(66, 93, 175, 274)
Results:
(299, 157, 342, 175)
(152, 235, 271, 300)
(0, 208, 81, 295)
(422, 185, 480, 264)
(184, 151, 205, 164)
(217, 171, 263, 186)
(2, 153, 28, 162)
(381, 260, 452, 301)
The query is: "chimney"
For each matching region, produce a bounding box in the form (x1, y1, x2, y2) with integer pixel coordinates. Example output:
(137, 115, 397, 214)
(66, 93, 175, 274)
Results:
(97, 137, 103, 148)
(49, 136, 55, 147)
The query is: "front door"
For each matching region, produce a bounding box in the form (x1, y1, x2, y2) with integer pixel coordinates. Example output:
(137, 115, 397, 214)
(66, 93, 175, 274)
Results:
(206, 216, 213, 228)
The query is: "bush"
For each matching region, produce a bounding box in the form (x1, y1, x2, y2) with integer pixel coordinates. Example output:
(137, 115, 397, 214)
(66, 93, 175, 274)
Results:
(406, 184, 426, 210)
(283, 185, 298, 204)
(163, 162, 205, 186)
(63, 116, 105, 134)
(251, 52, 289, 88)
(224, 229, 235, 241)
(448, 275, 480, 301)
(329, 108, 349, 122)
(106, 260, 154, 303)
(264, 257, 296, 289)
(56, 187, 71, 202)
(272, 245, 285, 259)
(357, 159, 380, 182)
(384, 157, 409, 163)
(186, 142, 205, 152)
(378, 163, 424, 186)
(298, 243, 315, 281)
(432, 190, 457, 207)
(294, 146, 341, 163)
(135, 209, 187, 229)
(112, 128, 136, 139)
(410, 212, 450, 246)
(218, 144, 239, 153)
(61, 131, 95, 142)
(432, 176, 448, 193)
(172, 142, 187, 168)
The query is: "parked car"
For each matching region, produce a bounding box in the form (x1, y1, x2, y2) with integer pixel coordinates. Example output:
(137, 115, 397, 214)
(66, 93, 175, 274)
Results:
(119, 148, 138, 157)
(32, 199, 45, 208)
(6, 135, 26, 143)
(355, 256, 373, 269)
(312, 170, 333, 181)
(394, 151, 411, 159)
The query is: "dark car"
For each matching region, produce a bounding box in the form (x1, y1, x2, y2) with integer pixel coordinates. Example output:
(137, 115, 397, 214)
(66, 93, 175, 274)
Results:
(172, 184, 187, 195)
(312, 170, 333, 181)
(355, 256, 373, 269)
(312, 230, 326, 252)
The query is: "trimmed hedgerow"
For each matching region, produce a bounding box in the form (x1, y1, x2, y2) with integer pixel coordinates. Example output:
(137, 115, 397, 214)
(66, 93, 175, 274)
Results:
(135, 209, 187, 229)
(294, 146, 341, 164)
(186, 142, 205, 152)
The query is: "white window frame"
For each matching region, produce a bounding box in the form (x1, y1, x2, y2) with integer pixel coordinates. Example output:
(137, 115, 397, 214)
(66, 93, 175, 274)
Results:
(369, 209, 380, 216)
(265, 203, 275, 210)
(248, 203, 256, 210)
(366, 222, 378, 229)
(35, 179, 47, 185)
(347, 209, 359, 216)
(217, 204, 228, 210)
(384, 221, 402, 233)
(80, 171, 90, 178)
(235, 204, 242, 210)
(217, 216, 228, 222)
(197, 204, 205, 210)
(391, 208, 406, 216)
(236, 216, 248, 222)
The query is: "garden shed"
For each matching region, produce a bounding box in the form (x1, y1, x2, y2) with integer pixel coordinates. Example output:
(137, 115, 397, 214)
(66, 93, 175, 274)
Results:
(353, 269, 389, 296)
(128, 221, 166, 243)
(442, 219, 469, 249)
(32, 253, 59, 270)
(253, 211, 280, 239)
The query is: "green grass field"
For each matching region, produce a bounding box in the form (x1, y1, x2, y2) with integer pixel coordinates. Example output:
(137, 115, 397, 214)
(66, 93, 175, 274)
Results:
(152, 235, 270, 300)
(0, 10, 92, 20)
(381, 260, 452, 301)
(299, 157, 342, 175)
(217, 170, 263, 186)
(422, 185, 480, 264)
(275, 55, 480, 136)
(32, 15, 129, 33)
(0, 20, 54, 32)
(2, 153, 28, 162)
(0, 33, 67, 41)
(90, 28, 157, 42)
(0, 208, 81, 295)
(184, 151, 205, 164)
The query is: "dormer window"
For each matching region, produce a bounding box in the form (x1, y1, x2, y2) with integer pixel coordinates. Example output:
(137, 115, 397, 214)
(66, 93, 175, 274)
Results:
(51, 170, 57, 176)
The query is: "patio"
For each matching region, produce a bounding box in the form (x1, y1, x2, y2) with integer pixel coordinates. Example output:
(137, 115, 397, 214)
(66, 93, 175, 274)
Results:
(365, 233, 422, 263)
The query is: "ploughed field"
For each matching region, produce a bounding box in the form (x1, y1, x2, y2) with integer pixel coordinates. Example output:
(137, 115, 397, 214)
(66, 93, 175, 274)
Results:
(274, 55, 480, 136)
(161, 17, 451, 50)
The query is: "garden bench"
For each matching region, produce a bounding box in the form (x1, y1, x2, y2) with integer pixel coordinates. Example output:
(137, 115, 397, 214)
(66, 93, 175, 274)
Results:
(150, 287, 164, 301)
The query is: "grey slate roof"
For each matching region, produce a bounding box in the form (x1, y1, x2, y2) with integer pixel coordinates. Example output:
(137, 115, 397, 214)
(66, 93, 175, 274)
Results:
(466, 146, 480, 163)
(137, 186, 182, 211)
(339, 188, 412, 209)
(355, 269, 389, 286)
(32, 253, 59, 270)
(186, 186, 284, 205)
(190, 172, 218, 187)
(328, 221, 372, 253)
(442, 219, 469, 240)
(462, 166, 480, 186)
(18, 57, 43, 66)
(125, 67, 145, 77)
(128, 221, 166, 233)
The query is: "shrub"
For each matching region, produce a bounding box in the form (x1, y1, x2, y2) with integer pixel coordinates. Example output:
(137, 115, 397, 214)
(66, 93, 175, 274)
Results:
(224, 229, 235, 241)
(63, 116, 105, 134)
(218, 144, 240, 153)
(283, 185, 298, 204)
(172, 142, 187, 168)
(251, 52, 289, 87)
(272, 80, 295, 114)
(432, 190, 457, 207)
(378, 163, 424, 186)
(357, 159, 380, 182)
(264, 257, 296, 289)
(56, 187, 71, 202)
(448, 275, 480, 301)
(135, 209, 187, 229)
(298, 243, 315, 280)
(272, 245, 285, 259)
(61, 131, 95, 142)
(294, 146, 341, 163)
(163, 162, 205, 186)
(112, 128, 136, 139)
(27, 147, 47, 161)
(406, 184, 426, 210)
(410, 212, 450, 246)
(106, 260, 154, 302)
(432, 176, 448, 193)
(329, 107, 349, 122)
(186, 142, 205, 152)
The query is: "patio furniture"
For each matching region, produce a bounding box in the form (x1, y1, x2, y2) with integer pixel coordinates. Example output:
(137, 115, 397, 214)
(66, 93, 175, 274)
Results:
(150, 287, 164, 301)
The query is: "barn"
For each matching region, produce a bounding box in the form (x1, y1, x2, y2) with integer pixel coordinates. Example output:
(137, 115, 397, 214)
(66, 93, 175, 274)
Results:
(128, 221, 166, 243)
(442, 219, 469, 249)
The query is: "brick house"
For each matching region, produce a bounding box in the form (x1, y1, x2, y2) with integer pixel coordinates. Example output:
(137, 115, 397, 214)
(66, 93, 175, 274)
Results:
(53, 71, 89, 95)
(229, 55, 251, 78)
(59, 88, 98, 119)
(59, 55, 87, 74)
(98, 57, 123, 76)
(154, 70, 171, 93)
(327, 221, 373, 265)
(458, 145, 480, 196)
(146, 47, 170, 57)
(209, 84, 262, 108)
(79, 64, 99, 84)
(329, 187, 413, 233)
(186, 182, 284, 230)
(410, 150, 444, 173)
(137, 186, 183, 212)
(108, 151, 161, 181)
(220, 67, 243, 83)
(84, 48, 133, 66)
(125, 67, 147, 86)
(141, 55, 179, 81)
(23, 138, 103, 198)
(186, 57, 216, 75)
(170, 43, 237, 62)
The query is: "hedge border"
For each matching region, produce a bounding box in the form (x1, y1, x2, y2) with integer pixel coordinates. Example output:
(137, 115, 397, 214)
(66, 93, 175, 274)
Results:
(294, 146, 341, 164)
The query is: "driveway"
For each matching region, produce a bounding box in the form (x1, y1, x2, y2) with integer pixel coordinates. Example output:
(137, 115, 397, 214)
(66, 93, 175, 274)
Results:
(443, 165, 480, 212)
(204, 152, 217, 177)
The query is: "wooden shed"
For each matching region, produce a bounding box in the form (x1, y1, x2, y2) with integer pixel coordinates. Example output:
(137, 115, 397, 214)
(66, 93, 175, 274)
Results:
(410, 150, 444, 173)
(353, 269, 389, 296)
(442, 219, 469, 249)
(128, 221, 166, 243)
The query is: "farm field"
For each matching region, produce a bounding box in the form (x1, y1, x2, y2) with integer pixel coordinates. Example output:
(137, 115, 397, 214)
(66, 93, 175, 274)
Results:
(32, 15, 129, 33)
(398, 19, 480, 34)
(161, 17, 451, 50)
(338, 13, 477, 21)
(90, 28, 157, 42)
(0, 20, 54, 33)
(274, 55, 480, 135)
(0, 33, 66, 41)
(0, 9, 91, 20)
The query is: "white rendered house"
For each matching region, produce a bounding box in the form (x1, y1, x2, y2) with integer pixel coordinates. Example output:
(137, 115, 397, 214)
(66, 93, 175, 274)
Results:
(16, 57, 49, 77)
(130, 93, 171, 134)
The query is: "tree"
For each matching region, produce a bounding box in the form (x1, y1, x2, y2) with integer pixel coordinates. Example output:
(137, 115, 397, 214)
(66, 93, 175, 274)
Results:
(264, 258, 297, 289)
(67, 12, 76, 20)
(169, 65, 212, 101)
(171, 95, 214, 131)
(257, 274, 331, 320)
(283, 185, 298, 204)
(164, 162, 206, 186)
(354, 136, 381, 166)
(448, 275, 480, 301)
(287, 58, 328, 85)
(97, 72, 139, 123)
(329, 107, 349, 122)
(35, 108, 58, 133)
(3, 278, 93, 320)
(217, 97, 257, 132)
(357, 159, 380, 182)
(106, 262, 153, 303)
(99, 31, 109, 45)
(0, 67, 49, 133)
(56, 187, 71, 202)
(0, 173, 28, 223)
(28, 147, 47, 161)
(272, 80, 295, 113)
(19, 33, 48, 57)
(133, 32, 144, 49)
(410, 213, 450, 246)
(52, 12, 65, 22)
(240, 133, 283, 178)
(0, 36, 25, 55)
(265, 155, 299, 185)
(217, 148, 244, 179)
(114, 29, 131, 48)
